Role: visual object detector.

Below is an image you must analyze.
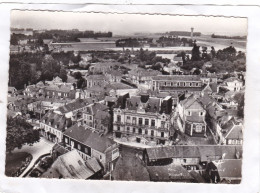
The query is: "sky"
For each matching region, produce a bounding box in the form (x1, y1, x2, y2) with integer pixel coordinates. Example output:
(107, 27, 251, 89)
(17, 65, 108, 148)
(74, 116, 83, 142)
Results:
(11, 10, 247, 36)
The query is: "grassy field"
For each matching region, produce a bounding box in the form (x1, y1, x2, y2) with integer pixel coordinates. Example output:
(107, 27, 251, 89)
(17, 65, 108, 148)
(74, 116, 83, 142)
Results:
(5, 152, 32, 177)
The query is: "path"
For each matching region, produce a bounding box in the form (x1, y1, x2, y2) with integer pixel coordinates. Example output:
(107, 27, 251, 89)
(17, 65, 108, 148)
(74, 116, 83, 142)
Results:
(12, 137, 54, 177)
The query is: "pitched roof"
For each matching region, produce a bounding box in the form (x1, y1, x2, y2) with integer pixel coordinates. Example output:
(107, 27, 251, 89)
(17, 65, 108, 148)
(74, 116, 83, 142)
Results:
(129, 68, 161, 77)
(112, 155, 150, 181)
(64, 125, 115, 153)
(224, 124, 243, 140)
(152, 75, 201, 81)
(45, 85, 71, 92)
(225, 77, 242, 82)
(94, 110, 110, 120)
(85, 103, 109, 115)
(105, 82, 133, 90)
(126, 96, 161, 113)
(145, 145, 243, 161)
(41, 111, 71, 131)
(147, 164, 194, 181)
(56, 99, 91, 113)
(42, 150, 94, 179)
(85, 74, 106, 80)
(85, 158, 102, 173)
(212, 159, 242, 179)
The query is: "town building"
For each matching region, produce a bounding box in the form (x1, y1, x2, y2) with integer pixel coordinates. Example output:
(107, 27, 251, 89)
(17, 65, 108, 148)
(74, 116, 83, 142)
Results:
(40, 111, 72, 143)
(205, 159, 242, 184)
(54, 98, 94, 121)
(177, 94, 207, 137)
(45, 84, 75, 99)
(113, 94, 174, 145)
(128, 68, 162, 88)
(85, 74, 107, 88)
(150, 75, 203, 94)
(82, 103, 110, 131)
(224, 77, 243, 91)
(63, 124, 119, 172)
(41, 150, 98, 179)
(105, 70, 123, 83)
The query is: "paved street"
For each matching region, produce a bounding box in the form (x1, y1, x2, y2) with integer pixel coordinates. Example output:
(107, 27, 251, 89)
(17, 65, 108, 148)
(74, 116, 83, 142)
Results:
(12, 137, 54, 177)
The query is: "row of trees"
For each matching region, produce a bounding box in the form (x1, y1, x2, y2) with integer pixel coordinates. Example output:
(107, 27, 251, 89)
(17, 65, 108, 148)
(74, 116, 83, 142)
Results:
(180, 43, 246, 73)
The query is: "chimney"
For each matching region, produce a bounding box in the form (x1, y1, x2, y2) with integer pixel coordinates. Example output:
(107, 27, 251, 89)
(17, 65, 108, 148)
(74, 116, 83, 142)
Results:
(191, 27, 194, 40)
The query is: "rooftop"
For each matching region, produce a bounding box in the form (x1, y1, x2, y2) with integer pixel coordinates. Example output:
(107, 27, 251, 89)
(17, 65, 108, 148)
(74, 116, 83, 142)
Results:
(152, 75, 201, 81)
(64, 125, 115, 153)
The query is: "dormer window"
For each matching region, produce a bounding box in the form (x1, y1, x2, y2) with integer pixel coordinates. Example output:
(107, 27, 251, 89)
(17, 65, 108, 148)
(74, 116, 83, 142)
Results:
(199, 112, 204, 116)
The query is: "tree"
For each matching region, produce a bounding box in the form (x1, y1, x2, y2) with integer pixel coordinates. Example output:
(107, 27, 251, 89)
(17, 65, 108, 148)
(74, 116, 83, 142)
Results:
(59, 66, 67, 82)
(191, 43, 201, 61)
(73, 71, 82, 79)
(234, 92, 245, 118)
(6, 117, 40, 153)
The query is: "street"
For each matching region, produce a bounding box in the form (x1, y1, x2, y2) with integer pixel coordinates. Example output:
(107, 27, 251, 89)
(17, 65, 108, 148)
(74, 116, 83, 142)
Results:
(12, 137, 54, 177)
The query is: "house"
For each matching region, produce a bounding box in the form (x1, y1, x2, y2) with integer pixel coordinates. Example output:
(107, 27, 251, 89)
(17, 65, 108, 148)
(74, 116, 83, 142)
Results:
(82, 103, 110, 130)
(63, 124, 119, 172)
(177, 94, 207, 137)
(85, 74, 107, 88)
(200, 73, 218, 84)
(105, 70, 123, 83)
(39, 111, 72, 143)
(112, 154, 150, 181)
(41, 150, 96, 179)
(88, 62, 116, 74)
(150, 75, 203, 94)
(205, 159, 242, 184)
(113, 94, 174, 145)
(163, 62, 182, 75)
(219, 118, 243, 145)
(144, 145, 242, 168)
(147, 164, 195, 182)
(224, 77, 243, 91)
(23, 84, 45, 98)
(128, 68, 162, 88)
(84, 85, 108, 100)
(45, 84, 75, 99)
(54, 98, 94, 121)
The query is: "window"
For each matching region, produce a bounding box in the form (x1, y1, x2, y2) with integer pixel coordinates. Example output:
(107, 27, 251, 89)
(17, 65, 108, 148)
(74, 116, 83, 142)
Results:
(71, 141, 75, 148)
(145, 130, 148, 135)
(161, 121, 165, 128)
(117, 115, 121, 122)
(151, 130, 154, 136)
(161, 132, 164, 137)
(78, 160, 83, 165)
(117, 126, 120, 131)
(133, 128, 136, 133)
(183, 82, 186, 87)
(177, 82, 180, 86)
(164, 82, 167, 86)
(187, 111, 192, 116)
(127, 116, 130, 120)
(89, 116, 92, 120)
(139, 118, 143, 125)
(138, 128, 142, 134)
(132, 117, 136, 125)
(183, 159, 187, 163)
(200, 112, 204, 116)
(190, 83, 192, 87)
(145, 119, 149, 126)
(65, 138, 68, 144)
(195, 125, 203, 133)
(151, 119, 155, 127)
(78, 144, 81, 150)
(100, 155, 102, 160)
(127, 127, 130, 132)
(85, 147, 91, 156)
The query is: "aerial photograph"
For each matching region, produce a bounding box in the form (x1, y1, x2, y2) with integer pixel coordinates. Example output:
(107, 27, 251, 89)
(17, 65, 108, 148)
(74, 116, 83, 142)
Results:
(6, 10, 246, 183)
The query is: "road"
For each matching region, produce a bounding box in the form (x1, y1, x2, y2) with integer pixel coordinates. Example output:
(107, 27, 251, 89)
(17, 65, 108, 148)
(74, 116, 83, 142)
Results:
(12, 137, 54, 177)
